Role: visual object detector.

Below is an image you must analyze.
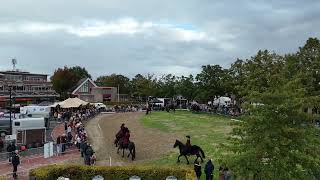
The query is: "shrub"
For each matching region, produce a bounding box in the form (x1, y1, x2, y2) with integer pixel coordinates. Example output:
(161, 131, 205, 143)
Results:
(29, 165, 196, 180)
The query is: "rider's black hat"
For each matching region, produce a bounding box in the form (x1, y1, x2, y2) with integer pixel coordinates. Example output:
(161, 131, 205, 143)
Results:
(121, 123, 125, 126)
(186, 135, 190, 139)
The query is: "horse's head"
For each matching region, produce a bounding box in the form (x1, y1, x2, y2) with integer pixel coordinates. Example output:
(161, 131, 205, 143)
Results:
(173, 139, 180, 148)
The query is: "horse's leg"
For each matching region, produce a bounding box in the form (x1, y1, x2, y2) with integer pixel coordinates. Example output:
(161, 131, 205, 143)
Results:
(127, 149, 131, 158)
(194, 154, 199, 163)
(117, 146, 120, 154)
(122, 148, 125, 157)
(177, 154, 182, 163)
(184, 155, 190, 164)
(200, 154, 204, 163)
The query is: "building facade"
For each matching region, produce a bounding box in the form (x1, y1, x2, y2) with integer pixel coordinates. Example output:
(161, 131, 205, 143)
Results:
(71, 78, 117, 102)
(0, 71, 59, 107)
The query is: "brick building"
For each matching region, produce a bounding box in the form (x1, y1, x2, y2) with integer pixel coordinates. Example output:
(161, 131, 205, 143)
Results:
(0, 71, 59, 107)
(70, 77, 118, 102)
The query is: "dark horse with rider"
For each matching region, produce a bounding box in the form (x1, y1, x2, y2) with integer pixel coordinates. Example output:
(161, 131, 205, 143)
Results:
(114, 123, 136, 160)
(173, 135, 205, 164)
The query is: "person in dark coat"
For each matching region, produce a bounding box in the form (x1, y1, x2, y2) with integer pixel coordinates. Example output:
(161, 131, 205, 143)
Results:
(194, 160, 202, 180)
(204, 159, 214, 180)
(0, 138, 4, 152)
(11, 150, 20, 178)
(7, 142, 16, 162)
(60, 135, 67, 153)
(80, 141, 88, 158)
(85, 144, 94, 165)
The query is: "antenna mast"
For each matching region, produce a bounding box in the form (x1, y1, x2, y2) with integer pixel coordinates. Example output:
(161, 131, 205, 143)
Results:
(12, 58, 17, 71)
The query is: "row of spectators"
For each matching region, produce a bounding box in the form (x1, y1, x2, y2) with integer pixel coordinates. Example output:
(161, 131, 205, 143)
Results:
(54, 107, 97, 166)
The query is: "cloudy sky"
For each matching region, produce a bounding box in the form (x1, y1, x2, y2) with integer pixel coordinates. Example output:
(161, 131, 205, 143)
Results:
(0, 1, 319, 79)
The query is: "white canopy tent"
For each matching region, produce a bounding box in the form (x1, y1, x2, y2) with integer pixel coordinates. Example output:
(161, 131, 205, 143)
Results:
(57, 98, 89, 108)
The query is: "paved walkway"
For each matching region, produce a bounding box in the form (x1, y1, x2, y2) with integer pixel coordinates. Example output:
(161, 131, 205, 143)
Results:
(0, 121, 81, 179)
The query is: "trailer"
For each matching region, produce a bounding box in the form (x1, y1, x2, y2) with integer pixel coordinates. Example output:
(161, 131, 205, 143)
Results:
(13, 118, 46, 147)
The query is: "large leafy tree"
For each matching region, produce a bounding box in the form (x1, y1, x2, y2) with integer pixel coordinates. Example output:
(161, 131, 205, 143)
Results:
(226, 83, 320, 179)
(195, 65, 231, 102)
(156, 74, 177, 98)
(51, 66, 78, 99)
(95, 74, 131, 94)
(225, 38, 320, 179)
(69, 66, 91, 81)
(176, 75, 197, 101)
(130, 74, 158, 100)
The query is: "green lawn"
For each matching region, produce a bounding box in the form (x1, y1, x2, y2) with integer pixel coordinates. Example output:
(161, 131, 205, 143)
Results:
(139, 110, 233, 168)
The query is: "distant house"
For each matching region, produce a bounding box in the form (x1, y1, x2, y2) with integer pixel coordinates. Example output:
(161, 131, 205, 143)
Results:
(70, 78, 117, 103)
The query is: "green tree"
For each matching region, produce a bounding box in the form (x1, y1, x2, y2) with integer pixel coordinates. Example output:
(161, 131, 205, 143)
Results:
(226, 83, 320, 179)
(51, 66, 78, 99)
(157, 74, 177, 98)
(176, 75, 197, 101)
(130, 74, 158, 101)
(195, 65, 231, 102)
(96, 74, 131, 94)
(69, 66, 91, 81)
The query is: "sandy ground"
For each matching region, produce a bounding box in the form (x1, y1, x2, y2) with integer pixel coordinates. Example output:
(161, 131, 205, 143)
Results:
(85, 112, 177, 166)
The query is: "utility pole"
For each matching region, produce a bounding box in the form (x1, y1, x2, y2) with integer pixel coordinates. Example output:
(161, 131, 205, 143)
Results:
(9, 86, 12, 135)
(117, 84, 120, 102)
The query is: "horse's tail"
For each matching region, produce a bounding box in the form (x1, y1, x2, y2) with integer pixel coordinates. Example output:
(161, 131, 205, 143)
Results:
(132, 143, 136, 160)
(199, 147, 205, 158)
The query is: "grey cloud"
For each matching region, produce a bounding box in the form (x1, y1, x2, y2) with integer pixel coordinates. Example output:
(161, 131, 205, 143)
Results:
(0, 0, 320, 78)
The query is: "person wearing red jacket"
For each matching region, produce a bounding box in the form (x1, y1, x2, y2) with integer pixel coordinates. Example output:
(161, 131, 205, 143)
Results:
(123, 130, 130, 148)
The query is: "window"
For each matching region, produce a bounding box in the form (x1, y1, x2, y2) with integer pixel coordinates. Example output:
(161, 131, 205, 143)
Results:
(14, 122, 20, 126)
(79, 81, 89, 93)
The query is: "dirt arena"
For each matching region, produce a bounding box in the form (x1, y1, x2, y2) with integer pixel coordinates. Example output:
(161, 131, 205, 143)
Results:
(85, 112, 178, 166)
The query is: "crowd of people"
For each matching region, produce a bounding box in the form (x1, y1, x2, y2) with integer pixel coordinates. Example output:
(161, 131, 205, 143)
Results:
(53, 107, 97, 166)
(194, 159, 232, 180)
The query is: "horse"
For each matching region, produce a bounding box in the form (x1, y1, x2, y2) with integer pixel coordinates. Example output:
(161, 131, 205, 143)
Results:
(173, 140, 205, 164)
(114, 127, 129, 147)
(117, 139, 136, 161)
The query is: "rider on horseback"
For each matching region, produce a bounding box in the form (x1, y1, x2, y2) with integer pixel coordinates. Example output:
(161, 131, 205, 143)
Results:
(116, 123, 126, 139)
(186, 135, 192, 154)
(123, 130, 130, 148)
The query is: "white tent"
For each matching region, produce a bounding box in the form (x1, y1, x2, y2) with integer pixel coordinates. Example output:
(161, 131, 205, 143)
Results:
(58, 98, 89, 108)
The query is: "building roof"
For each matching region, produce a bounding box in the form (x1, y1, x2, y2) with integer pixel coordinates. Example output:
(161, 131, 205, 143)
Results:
(71, 77, 97, 94)
(0, 71, 48, 76)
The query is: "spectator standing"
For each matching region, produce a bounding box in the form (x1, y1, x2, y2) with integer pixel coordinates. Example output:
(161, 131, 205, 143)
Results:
(85, 144, 94, 165)
(76, 135, 81, 150)
(204, 159, 214, 180)
(194, 160, 202, 180)
(64, 121, 68, 134)
(219, 166, 225, 180)
(56, 136, 61, 156)
(11, 150, 20, 179)
(0, 138, 4, 152)
(7, 141, 16, 162)
(80, 141, 87, 158)
(60, 135, 67, 153)
(224, 168, 231, 180)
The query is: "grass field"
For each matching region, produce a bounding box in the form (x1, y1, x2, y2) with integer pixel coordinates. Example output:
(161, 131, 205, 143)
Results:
(139, 110, 233, 168)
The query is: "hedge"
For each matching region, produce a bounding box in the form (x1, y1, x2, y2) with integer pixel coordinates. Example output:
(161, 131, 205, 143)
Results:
(29, 165, 196, 180)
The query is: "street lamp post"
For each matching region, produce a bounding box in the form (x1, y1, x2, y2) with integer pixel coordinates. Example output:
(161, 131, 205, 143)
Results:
(8, 85, 13, 135)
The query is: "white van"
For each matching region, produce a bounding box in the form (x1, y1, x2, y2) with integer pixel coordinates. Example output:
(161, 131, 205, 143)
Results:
(20, 106, 51, 118)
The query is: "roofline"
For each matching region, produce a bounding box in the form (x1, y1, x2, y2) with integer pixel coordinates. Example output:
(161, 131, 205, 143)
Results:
(71, 78, 97, 94)
(93, 87, 117, 89)
(0, 71, 48, 76)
